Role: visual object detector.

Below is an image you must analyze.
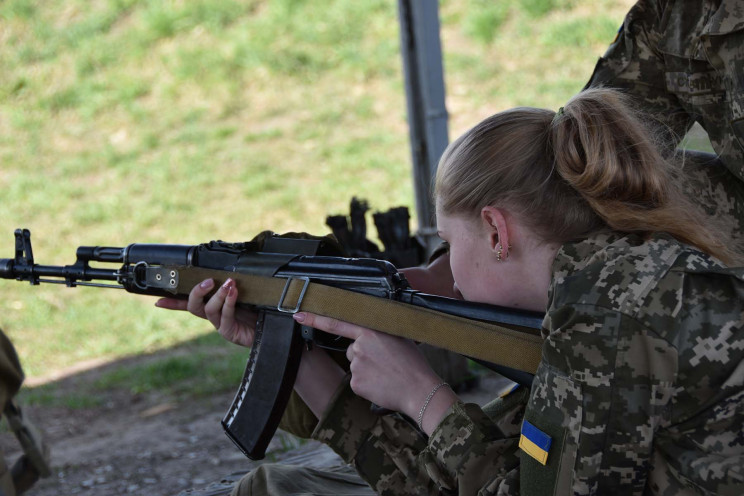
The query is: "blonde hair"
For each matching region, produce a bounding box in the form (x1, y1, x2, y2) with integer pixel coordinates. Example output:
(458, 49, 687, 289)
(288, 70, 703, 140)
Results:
(435, 88, 740, 265)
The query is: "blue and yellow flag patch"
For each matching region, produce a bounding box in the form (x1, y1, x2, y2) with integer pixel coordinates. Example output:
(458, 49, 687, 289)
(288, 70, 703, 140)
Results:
(519, 420, 552, 465)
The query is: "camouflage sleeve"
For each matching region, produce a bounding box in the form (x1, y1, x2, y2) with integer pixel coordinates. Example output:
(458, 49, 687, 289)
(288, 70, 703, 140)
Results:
(585, 0, 692, 139)
(0, 330, 23, 409)
(417, 391, 527, 495)
(312, 375, 440, 494)
(313, 375, 530, 495)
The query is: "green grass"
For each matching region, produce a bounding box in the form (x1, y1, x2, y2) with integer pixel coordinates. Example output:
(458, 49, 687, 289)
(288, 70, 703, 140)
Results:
(92, 342, 247, 396)
(0, 0, 635, 382)
(18, 332, 249, 407)
(18, 388, 105, 410)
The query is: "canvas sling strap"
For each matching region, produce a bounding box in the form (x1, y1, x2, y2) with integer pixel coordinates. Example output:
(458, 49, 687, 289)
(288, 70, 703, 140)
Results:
(174, 266, 544, 374)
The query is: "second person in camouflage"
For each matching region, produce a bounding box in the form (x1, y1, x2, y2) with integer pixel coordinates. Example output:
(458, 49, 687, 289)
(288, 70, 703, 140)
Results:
(586, 0, 744, 248)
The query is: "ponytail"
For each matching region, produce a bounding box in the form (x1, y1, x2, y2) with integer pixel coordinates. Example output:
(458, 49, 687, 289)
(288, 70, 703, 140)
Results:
(550, 89, 739, 265)
(435, 88, 740, 265)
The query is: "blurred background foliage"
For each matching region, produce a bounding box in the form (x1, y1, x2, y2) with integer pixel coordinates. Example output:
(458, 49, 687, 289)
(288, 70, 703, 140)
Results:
(0, 0, 633, 382)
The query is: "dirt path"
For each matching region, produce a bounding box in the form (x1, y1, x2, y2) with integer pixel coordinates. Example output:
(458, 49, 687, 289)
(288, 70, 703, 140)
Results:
(1, 355, 507, 496)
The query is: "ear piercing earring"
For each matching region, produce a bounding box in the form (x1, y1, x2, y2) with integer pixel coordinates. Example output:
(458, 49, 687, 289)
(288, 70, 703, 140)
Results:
(496, 244, 512, 262)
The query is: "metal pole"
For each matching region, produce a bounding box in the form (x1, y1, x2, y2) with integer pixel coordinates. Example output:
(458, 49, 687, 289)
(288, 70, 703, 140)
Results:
(397, 0, 449, 257)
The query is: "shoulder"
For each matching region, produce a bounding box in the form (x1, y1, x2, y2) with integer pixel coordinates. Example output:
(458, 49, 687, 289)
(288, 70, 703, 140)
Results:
(549, 232, 743, 341)
(550, 233, 681, 312)
(551, 233, 738, 317)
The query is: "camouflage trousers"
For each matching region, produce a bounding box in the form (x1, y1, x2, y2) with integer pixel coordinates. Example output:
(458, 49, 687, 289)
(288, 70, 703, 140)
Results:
(229, 463, 374, 496)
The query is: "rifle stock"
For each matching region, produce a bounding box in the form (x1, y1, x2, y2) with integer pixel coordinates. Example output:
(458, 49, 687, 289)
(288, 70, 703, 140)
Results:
(0, 228, 544, 460)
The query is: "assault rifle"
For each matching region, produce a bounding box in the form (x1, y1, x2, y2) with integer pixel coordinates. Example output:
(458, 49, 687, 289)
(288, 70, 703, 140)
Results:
(0, 229, 544, 460)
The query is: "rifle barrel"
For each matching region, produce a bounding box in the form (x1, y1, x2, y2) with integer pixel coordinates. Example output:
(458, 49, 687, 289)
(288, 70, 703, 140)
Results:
(0, 260, 121, 283)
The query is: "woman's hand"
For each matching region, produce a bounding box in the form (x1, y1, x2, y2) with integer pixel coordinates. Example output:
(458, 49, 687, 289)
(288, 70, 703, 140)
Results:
(294, 312, 457, 430)
(155, 278, 258, 347)
(158, 280, 347, 416)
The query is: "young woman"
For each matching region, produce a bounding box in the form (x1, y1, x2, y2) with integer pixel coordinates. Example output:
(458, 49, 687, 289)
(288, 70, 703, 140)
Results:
(158, 88, 744, 495)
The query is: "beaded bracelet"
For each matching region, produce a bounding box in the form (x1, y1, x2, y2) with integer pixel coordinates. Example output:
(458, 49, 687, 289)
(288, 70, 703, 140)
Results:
(417, 382, 449, 431)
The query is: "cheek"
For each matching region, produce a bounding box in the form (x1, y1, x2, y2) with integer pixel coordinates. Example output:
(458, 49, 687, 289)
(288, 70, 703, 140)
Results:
(449, 248, 495, 302)
(449, 251, 475, 295)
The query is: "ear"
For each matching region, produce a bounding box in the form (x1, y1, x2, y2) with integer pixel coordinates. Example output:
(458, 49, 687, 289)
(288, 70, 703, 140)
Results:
(480, 206, 510, 258)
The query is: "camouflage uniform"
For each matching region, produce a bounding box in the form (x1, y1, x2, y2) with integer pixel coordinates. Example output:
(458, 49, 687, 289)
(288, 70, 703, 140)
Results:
(233, 232, 744, 495)
(586, 0, 744, 246)
(0, 330, 24, 496)
(0, 330, 50, 495)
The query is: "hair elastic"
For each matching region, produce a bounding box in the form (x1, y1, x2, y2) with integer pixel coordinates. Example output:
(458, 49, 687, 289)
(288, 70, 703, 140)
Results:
(551, 106, 564, 124)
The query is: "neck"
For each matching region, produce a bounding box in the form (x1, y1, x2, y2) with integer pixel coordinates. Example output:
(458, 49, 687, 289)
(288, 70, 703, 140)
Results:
(504, 239, 560, 312)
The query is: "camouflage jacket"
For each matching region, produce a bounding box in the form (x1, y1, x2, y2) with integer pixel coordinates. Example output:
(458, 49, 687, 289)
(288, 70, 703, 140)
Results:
(586, 0, 744, 245)
(312, 232, 744, 495)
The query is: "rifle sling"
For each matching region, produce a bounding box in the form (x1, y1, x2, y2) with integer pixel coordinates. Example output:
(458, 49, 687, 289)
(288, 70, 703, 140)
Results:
(175, 266, 544, 374)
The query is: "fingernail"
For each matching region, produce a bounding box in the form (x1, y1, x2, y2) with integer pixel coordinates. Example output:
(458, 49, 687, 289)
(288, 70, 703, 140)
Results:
(227, 286, 235, 297)
(293, 312, 306, 323)
(221, 278, 232, 289)
(200, 279, 214, 289)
